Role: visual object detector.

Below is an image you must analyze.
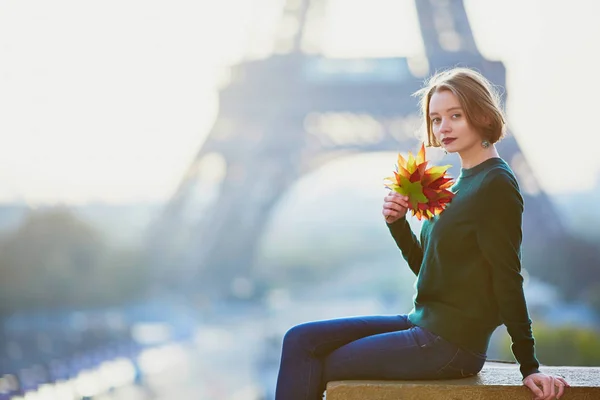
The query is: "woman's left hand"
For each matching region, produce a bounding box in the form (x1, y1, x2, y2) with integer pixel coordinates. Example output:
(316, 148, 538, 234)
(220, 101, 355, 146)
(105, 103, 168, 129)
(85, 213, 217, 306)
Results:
(523, 372, 570, 400)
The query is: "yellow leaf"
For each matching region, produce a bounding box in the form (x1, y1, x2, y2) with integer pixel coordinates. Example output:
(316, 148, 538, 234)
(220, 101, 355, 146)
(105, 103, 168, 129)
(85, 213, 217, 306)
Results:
(416, 143, 426, 165)
(397, 154, 407, 168)
(407, 152, 416, 173)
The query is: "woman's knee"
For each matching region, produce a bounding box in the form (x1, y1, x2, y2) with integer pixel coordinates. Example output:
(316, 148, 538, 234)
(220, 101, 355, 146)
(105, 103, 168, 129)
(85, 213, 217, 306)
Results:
(283, 322, 311, 343)
(282, 320, 322, 351)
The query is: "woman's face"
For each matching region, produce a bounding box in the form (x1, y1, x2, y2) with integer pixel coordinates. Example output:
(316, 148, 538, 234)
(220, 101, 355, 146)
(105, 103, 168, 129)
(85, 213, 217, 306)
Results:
(429, 89, 482, 155)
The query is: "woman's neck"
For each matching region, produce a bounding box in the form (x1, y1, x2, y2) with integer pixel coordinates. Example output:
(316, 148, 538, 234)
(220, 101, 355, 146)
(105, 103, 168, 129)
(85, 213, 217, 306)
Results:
(459, 145, 500, 169)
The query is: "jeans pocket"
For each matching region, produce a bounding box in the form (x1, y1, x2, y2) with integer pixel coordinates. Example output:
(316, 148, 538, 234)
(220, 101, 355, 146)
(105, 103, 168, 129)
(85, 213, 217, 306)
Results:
(411, 327, 458, 356)
(436, 348, 485, 378)
(411, 326, 439, 348)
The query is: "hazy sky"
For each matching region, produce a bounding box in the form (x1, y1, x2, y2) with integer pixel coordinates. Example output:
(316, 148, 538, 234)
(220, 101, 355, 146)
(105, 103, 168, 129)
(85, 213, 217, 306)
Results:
(1, 0, 599, 205)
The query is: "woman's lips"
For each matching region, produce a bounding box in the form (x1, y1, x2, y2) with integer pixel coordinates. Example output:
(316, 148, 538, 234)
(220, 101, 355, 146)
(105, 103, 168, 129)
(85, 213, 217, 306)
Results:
(442, 138, 456, 145)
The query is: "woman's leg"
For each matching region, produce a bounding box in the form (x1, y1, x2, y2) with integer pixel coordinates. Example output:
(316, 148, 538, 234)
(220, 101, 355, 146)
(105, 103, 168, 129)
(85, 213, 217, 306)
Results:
(274, 315, 414, 400)
(322, 323, 464, 383)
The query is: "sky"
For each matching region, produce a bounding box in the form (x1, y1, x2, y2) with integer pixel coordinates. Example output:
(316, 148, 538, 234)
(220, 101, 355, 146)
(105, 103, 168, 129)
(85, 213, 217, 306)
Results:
(1, 0, 599, 205)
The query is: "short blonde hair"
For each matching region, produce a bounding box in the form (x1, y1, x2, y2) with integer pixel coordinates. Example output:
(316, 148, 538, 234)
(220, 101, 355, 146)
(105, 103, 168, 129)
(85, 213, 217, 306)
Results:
(413, 67, 507, 147)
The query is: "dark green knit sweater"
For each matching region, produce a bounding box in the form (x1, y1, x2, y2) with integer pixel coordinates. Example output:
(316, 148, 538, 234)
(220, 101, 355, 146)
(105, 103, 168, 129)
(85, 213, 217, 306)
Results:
(387, 157, 540, 379)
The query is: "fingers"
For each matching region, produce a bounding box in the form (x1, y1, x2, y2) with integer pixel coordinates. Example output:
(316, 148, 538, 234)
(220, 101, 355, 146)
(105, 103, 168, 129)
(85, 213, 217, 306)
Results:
(384, 193, 410, 208)
(556, 377, 570, 387)
(555, 377, 569, 399)
(382, 208, 404, 223)
(383, 200, 409, 212)
(383, 194, 409, 215)
(525, 374, 570, 400)
(556, 380, 565, 399)
(535, 375, 553, 400)
(382, 194, 409, 223)
(523, 377, 544, 399)
(544, 376, 556, 400)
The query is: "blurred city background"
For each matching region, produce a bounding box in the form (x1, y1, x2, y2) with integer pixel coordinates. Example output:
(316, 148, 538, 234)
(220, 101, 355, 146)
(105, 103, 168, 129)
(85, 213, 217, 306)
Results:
(1, 0, 600, 399)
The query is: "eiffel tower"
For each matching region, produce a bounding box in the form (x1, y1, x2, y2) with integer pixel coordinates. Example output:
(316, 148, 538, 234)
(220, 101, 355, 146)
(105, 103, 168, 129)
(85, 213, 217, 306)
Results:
(146, 0, 563, 300)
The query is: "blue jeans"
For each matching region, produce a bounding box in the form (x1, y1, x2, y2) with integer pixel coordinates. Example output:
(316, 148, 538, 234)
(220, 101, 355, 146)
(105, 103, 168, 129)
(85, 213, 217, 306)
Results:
(274, 314, 486, 400)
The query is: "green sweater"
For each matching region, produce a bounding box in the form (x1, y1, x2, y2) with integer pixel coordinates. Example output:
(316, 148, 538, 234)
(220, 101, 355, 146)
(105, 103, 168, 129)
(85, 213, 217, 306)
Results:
(387, 157, 540, 379)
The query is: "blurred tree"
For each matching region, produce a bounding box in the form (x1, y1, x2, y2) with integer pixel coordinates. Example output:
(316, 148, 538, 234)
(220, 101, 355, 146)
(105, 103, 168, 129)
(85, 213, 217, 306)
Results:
(584, 282, 600, 317)
(500, 323, 600, 366)
(523, 234, 600, 304)
(257, 225, 396, 283)
(0, 207, 147, 314)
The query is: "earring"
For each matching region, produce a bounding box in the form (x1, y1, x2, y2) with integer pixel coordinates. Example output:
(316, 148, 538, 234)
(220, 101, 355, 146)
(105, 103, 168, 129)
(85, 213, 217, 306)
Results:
(481, 140, 491, 149)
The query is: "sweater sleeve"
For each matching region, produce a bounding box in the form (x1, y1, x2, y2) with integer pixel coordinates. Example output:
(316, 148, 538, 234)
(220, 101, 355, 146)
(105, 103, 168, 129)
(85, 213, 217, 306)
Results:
(476, 171, 540, 379)
(386, 217, 423, 276)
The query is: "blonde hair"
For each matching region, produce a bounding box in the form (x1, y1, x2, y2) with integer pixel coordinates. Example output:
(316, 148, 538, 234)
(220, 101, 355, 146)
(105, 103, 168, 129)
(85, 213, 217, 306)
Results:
(413, 67, 506, 147)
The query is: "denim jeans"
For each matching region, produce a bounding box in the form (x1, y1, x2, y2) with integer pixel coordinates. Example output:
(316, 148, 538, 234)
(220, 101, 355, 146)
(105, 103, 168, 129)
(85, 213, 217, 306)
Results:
(274, 314, 486, 400)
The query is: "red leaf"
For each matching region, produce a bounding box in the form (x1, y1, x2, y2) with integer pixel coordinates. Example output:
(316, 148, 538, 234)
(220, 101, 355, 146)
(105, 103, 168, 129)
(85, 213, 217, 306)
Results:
(423, 187, 437, 200)
(409, 169, 421, 183)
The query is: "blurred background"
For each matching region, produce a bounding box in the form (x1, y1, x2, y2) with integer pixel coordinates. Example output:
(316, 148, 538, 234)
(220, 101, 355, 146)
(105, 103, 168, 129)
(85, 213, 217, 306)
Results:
(1, 0, 600, 399)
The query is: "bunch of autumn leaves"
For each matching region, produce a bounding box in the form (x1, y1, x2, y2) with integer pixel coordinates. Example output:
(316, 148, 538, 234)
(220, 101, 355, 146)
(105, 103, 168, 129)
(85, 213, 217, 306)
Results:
(384, 143, 456, 221)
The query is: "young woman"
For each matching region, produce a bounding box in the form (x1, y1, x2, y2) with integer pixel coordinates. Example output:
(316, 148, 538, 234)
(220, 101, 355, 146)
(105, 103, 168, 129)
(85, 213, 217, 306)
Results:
(274, 68, 570, 400)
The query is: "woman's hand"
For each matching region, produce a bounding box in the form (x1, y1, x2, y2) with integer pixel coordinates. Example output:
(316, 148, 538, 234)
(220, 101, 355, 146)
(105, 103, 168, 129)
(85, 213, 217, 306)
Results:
(523, 372, 570, 400)
(382, 192, 410, 224)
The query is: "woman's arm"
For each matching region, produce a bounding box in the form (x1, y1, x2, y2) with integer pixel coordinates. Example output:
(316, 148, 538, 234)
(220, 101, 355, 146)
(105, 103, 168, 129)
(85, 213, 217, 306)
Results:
(386, 217, 423, 276)
(476, 171, 540, 378)
(383, 192, 423, 275)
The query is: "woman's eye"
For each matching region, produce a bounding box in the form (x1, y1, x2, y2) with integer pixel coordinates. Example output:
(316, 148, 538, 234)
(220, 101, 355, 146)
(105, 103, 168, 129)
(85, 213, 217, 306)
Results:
(431, 118, 441, 124)
(452, 114, 461, 119)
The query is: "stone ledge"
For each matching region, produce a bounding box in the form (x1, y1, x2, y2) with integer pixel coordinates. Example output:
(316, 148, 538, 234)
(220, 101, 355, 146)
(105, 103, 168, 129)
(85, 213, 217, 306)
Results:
(326, 362, 600, 400)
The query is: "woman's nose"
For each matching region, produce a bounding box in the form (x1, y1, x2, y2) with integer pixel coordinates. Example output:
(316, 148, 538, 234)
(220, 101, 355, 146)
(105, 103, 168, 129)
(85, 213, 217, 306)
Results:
(439, 118, 451, 132)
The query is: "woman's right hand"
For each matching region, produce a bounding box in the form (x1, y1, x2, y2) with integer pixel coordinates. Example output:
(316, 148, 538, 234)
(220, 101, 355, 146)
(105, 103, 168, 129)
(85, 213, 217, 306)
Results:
(382, 192, 410, 224)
